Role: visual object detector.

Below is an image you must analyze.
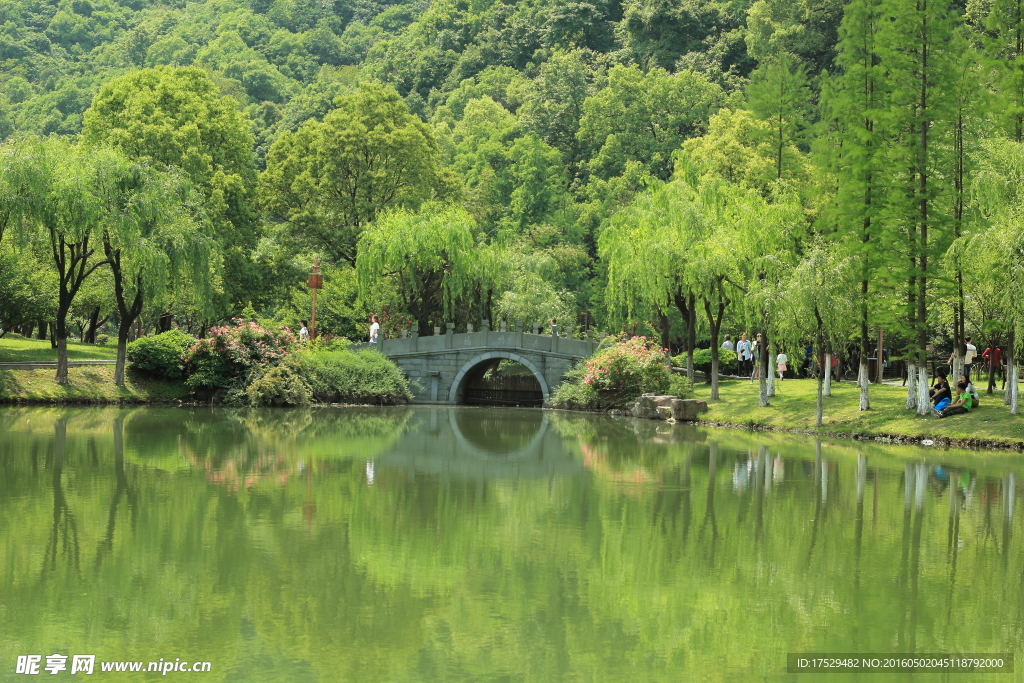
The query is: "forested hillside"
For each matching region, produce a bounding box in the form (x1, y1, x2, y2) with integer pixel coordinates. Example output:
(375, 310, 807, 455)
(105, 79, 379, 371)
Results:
(0, 0, 840, 331)
(5, 0, 1024, 417)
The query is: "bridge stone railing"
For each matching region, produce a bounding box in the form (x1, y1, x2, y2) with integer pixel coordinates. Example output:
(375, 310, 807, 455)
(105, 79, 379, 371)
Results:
(350, 322, 603, 404)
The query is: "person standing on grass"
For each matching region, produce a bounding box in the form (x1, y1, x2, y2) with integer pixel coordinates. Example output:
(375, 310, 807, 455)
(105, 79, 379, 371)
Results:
(299, 321, 309, 343)
(736, 333, 752, 377)
(369, 314, 380, 344)
(936, 379, 973, 418)
(951, 337, 978, 382)
(776, 350, 788, 381)
(722, 335, 734, 352)
(751, 334, 763, 382)
(982, 345, 1004, 381)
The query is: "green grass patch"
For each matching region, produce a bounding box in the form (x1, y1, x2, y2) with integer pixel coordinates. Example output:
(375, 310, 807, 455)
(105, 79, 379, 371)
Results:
(0, 336, 119, 362)
(691, 378, 1024, 446)
(0, 366, 190, 403)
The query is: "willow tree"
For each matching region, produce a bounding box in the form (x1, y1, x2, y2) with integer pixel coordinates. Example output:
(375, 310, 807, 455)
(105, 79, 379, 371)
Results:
(735, 186, 806, 406)
(778, 242, 858, 426)
(97, 157, 211, 385)
(356, 203, 477, 334)
(14, 139, 111, 384)
(599, 180, 701, 380)
(969, 138, 1024, 413)
(985, 0, 1024, 403)
(0, 138, 49, 247)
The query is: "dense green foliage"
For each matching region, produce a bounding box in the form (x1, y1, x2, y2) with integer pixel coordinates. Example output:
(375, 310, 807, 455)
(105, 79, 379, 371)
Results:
(300, 348, 413, 403)
(4, 0, 1024, 420)
(125, 328, 193, 378)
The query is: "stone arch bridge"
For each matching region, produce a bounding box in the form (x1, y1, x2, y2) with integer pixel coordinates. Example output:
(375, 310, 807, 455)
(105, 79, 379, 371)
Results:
(350, 322, 599, 404)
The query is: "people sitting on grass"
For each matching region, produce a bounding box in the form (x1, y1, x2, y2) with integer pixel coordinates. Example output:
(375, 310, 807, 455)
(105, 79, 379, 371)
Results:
(930, 371, 951, 410)
(935, 379, 973, 418)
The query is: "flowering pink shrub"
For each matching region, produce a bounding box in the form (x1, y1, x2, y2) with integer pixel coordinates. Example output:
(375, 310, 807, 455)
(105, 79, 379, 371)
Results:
(582, 336, 671, 405)
(183, 318, 297, 392)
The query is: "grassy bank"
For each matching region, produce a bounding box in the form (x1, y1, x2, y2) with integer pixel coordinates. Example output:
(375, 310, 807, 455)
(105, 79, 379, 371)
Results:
(0, 366, 191, 404)
(0, 336, 118, 362)
(689, 378, 1024, 448)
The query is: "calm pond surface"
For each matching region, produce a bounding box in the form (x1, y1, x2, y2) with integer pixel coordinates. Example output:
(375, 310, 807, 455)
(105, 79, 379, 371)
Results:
(2, 406, 1023, 682)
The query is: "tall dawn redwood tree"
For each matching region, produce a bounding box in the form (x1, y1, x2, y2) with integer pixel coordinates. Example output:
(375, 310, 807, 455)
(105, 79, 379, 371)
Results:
(824, 0, 888, 412)
(877, 0, 961, 415)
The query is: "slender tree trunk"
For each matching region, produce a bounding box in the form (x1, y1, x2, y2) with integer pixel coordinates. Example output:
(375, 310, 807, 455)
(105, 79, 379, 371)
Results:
(858, 360, 870, 410)
(987, 336, 997, 394)
(859, 304, 871, 410)
(1009, 328, 1018, 413)
(37, 320, 47, 340)
(55, 316, 69, 385)
(49, 323, 57, 349)
(1006, 328, 1016, 405)
(115, 323, 130, 387)
(84, 307, 100, 343)
(759, 327, 769, 407)
(656, 307, 671, 353)
(704, 294, 726, 401)
(817, 360, 824, 427)
(687, 296, 696, 382)
(906, 362, 918, 410)
(916, 364, 930, 415)
(824, 353, 833, 397)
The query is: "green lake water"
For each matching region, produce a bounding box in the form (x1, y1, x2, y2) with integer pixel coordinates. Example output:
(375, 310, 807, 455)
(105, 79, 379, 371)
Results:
(1, 406, 1023, 682)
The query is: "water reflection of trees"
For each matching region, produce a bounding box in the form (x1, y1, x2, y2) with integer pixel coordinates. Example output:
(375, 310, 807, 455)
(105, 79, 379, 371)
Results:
(1, 409, 1023, 681)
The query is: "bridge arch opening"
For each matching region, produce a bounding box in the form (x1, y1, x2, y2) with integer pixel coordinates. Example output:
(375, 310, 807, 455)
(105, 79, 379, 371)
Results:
(448, 352, 549, 406)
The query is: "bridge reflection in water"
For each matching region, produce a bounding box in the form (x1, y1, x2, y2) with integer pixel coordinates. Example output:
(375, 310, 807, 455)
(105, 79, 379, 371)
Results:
(375, 407, 582, 480)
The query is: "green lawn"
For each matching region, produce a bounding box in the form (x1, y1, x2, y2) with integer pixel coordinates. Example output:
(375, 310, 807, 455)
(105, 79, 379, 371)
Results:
(0, 365, 190, 403)
(0, 335, 119, 362)
(691, 377, 1024, 446)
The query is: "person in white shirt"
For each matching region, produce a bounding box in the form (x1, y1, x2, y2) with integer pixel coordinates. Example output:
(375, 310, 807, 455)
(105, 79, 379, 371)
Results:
(721, 335, 734, 352)
(776, 351, 789, 380)
(964, 336, 977, 382)
(298, 320, 309, 343)
(369, 315, 380, 343)
(736, 333, 752, 377)
(949, 336, 978, 382)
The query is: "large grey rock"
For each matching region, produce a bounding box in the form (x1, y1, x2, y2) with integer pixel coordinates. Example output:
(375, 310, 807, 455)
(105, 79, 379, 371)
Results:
(628, 395, 663, 419)
(671, 398, 709, 421)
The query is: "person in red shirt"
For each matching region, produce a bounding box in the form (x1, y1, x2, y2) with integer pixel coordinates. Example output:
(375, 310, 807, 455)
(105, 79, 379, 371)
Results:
(982, 346, 1004, 381)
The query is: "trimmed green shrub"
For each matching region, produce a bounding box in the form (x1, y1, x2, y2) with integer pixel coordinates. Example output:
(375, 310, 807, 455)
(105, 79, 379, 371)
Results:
(126, 330, 196, 379)
(674, 348, 738, 374)
(300, 349, 412, 404)
(668, 373, 694, 398)
(245, 356, 312, 407)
